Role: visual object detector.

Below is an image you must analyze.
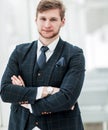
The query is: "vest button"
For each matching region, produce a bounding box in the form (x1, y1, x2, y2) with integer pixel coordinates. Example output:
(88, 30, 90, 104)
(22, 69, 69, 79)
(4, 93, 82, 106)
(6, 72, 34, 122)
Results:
(38, 73, 41, 76)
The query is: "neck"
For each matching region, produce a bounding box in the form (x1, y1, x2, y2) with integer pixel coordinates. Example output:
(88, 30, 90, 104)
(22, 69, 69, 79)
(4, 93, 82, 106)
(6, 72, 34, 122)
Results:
(39, 35, 59, 46)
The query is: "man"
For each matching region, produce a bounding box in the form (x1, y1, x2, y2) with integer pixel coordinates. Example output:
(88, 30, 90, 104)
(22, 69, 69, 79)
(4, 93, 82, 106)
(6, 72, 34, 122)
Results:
(1, 0, 85, 130)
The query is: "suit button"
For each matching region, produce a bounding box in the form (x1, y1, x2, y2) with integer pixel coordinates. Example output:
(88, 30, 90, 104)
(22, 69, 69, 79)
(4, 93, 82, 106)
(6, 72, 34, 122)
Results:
(38, 73, 41, 76)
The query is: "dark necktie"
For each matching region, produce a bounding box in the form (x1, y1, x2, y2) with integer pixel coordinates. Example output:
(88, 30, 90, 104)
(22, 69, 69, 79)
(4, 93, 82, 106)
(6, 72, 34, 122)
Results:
(37, 46, 49, 69)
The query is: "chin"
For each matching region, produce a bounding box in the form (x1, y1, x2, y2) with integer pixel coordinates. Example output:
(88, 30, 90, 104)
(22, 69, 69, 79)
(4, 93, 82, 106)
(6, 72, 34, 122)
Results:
(42, 34, 59, 39)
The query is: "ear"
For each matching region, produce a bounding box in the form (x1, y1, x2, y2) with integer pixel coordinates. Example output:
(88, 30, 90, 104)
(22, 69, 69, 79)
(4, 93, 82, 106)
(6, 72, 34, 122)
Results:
(61, 18, 65, 27)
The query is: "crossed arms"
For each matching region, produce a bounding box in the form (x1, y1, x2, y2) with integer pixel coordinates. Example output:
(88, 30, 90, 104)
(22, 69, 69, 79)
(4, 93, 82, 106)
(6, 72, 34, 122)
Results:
(11, 75, 74, 114)
(1, 45, 85, 116)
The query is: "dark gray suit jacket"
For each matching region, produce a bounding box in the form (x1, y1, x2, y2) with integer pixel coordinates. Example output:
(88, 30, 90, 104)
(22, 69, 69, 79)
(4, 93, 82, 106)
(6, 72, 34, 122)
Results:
(1, 38, 85, 130)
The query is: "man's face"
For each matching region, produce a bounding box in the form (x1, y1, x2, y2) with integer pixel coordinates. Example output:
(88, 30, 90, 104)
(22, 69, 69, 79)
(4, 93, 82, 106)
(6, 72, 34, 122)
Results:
(36, 9, 65, 39)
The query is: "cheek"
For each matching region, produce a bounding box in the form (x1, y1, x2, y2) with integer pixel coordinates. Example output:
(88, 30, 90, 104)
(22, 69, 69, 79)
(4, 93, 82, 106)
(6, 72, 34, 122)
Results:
(37, 23, 43, 30)
(36, 20, 43, 27)
(54, 24, 62, 30)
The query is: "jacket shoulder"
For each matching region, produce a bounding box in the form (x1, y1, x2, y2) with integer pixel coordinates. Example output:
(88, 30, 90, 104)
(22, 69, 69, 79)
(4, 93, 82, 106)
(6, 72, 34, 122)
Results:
(16, 40, 37, 52)
(12, 41, 37, 61)
(64, 41, 83, 54)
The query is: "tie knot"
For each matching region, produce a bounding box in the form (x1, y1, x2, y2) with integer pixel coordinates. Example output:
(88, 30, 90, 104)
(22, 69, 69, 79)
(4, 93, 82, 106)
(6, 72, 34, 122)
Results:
(41, 46, 49, 52)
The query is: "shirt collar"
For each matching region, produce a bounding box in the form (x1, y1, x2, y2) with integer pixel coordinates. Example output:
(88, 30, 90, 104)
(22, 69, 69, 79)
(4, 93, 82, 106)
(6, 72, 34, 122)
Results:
(38, 37, 59, 52)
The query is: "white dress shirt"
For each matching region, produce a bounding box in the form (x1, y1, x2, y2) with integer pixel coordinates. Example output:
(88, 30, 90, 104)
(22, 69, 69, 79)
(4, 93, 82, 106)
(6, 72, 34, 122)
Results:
(36, 37, 59, 99)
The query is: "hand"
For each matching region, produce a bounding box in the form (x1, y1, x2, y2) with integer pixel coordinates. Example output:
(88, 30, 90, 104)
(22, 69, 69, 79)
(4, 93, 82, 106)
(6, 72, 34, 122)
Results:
(11, 75, 29, 109)
(53, 87, 60, 94)
(11, 75, 25, 87)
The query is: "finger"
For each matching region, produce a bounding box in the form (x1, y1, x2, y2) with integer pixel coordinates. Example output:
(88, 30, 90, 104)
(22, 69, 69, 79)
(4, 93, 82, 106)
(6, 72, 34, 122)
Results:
(52, 88, 60, 94)
(12, 80, 16, 85)
(11, 76, 20, 83)
(11, 76, 16, 82)
(18, 75, 25, 86)
(12, 75, 19, 81)
(12, 79, 19, 85)
(11, 76, 23, 86)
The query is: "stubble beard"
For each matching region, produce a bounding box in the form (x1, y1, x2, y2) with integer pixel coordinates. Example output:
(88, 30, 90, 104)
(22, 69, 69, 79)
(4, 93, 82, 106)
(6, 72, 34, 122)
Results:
(39, 28, 60, 39)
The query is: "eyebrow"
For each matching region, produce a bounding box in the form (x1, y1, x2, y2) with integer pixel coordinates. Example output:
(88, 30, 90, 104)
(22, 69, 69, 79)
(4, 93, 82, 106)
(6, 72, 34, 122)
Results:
(39, 16, 59, 20)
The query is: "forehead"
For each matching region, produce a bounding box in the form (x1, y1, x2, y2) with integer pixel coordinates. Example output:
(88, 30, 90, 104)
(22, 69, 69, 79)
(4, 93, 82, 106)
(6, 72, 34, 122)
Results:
(37, 9, 61, 18)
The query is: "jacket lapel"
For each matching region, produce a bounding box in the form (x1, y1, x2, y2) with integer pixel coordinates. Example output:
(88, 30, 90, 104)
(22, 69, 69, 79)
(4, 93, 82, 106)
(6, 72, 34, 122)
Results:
(44, 38, 65, 84)
(21, 41, 38, 86)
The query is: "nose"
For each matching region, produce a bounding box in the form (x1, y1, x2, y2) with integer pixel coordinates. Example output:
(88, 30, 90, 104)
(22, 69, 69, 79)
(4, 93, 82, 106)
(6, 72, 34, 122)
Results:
(44, 20, 51, 28)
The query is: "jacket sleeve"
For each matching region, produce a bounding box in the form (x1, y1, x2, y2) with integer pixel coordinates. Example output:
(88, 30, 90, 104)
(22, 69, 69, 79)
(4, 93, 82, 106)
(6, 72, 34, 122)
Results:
(1, 46, 37, 104)
(32, 48, 85, 116)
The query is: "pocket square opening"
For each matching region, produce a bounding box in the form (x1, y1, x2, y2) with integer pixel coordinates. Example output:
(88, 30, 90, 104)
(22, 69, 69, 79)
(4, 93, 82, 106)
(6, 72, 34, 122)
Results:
(56, 57, 65, 67)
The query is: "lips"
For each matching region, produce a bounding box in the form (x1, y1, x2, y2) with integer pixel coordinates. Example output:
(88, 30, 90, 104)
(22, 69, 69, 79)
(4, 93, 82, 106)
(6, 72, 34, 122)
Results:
(42, 30, 53, 32)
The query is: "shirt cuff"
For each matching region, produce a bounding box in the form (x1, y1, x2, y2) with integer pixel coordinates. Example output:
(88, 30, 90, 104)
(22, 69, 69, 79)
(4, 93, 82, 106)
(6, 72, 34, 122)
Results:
(36, 87, 44, 100)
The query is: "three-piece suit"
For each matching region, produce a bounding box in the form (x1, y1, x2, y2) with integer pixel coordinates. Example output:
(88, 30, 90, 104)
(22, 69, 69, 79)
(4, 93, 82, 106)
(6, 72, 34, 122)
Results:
(1, 38, 85, 130)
